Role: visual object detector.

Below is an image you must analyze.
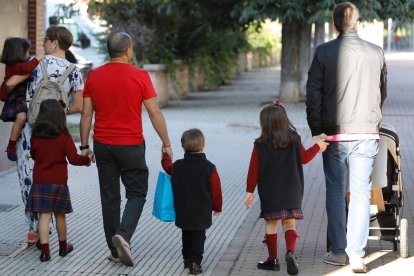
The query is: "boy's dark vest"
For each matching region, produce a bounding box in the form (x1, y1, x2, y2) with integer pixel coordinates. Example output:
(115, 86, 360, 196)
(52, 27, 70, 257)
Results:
(172, 153, 215, 230)
(255, 135, 304, 212)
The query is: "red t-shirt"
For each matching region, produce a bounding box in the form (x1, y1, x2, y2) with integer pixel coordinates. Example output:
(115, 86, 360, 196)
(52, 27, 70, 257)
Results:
(83, 63, 157, 145)
(30, 133, 90, 185)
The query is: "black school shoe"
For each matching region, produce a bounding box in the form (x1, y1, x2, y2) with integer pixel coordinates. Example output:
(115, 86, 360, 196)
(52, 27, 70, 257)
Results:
(184, 259, 191, 269)
(59, 242, 73, 257)
(35, 240, 41, 250)
(190, 262, 203, 275)
(285, 251, 299, 275)
(39, 253, 51, 262)
(257, 258, 280, 271)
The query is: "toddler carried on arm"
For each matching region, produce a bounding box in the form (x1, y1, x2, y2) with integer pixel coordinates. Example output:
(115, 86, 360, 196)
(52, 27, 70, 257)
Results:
(0, 37, 45, 161)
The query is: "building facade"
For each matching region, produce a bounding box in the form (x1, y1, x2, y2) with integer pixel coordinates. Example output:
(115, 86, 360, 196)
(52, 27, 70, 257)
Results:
(0, 0, 45, 172)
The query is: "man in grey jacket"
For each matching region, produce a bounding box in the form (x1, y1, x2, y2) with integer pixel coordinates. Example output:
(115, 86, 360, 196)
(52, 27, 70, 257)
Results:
(306, 2, 387, 273)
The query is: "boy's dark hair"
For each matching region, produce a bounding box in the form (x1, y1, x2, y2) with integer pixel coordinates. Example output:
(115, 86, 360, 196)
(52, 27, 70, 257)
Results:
(1, 37, 31, 64)
(107, 32, 132, 58)
(31, 99, 69, 138)
(333, 2, 359, 33)
(181, 128, 205, 153)
(256, 104, 297, 148)
(46, 26, 73, 51)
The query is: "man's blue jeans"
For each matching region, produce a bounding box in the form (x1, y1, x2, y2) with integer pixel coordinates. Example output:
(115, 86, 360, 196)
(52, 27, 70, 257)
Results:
(323, 139, 378, 257)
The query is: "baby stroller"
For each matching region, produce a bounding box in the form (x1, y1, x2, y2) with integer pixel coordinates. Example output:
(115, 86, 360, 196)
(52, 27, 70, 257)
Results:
(368, 122, 408, 258)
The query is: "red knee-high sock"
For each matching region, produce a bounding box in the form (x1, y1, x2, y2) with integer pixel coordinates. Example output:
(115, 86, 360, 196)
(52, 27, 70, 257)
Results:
(59, 240, 67, 251)
(265, 233, 277, 260)
(285, 230, 299, 253)
(40, 243, 50, 255)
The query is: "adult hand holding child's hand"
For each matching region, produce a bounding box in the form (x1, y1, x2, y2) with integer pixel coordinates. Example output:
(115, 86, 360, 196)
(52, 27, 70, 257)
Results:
(81, 149, 95, 166)
(313, 133, 330, 153)
(162, 145, 173, 160)
(88, 152, 95, 163)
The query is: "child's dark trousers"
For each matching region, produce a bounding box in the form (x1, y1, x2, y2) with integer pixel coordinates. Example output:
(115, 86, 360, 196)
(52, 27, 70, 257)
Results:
(182, 230, 206, 265)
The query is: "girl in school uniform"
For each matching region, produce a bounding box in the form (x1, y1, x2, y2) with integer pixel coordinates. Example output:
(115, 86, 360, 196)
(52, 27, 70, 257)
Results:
(26, 99, 93, 262)
(245, 103, 328, 275)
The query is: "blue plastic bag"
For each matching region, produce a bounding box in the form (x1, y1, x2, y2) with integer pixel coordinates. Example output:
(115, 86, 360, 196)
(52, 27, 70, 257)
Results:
(152, 171, 176, 222)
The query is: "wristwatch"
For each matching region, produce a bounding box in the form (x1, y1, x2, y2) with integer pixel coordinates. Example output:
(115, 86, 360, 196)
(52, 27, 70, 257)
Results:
(79, 144, 89, 150)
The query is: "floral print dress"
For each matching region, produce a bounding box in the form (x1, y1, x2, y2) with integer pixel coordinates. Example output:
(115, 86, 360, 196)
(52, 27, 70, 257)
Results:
(17, 55, 84, 232)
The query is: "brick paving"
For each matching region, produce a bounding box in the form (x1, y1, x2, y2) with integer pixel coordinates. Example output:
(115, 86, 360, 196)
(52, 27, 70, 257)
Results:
(0, 54, 413, 275)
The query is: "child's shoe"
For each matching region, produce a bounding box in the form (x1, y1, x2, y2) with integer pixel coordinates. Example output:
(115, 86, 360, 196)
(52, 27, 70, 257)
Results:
(285, 251, 299, 275)
(59, 242, 73, 257)
(35, 239, 41, 250)
(39, 243, 51, 262)
(257, 258, 280, 271)
(27, 229, 38, 244)
(6, 141, 17, 161)
(189, 262, 203, 275)
(39, 252, 51, 262)
(184, 258, 191, 269)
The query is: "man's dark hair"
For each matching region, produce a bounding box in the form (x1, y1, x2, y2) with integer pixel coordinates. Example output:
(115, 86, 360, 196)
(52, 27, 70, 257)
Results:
(333, 2, 359, 33)
(107, 32, 132, 58)
(1, 37, 31, 64)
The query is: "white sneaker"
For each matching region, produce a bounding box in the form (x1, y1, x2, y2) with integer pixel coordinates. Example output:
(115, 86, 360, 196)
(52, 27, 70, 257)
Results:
(349, 256, 367, 273)
(112, 235, 134, 267)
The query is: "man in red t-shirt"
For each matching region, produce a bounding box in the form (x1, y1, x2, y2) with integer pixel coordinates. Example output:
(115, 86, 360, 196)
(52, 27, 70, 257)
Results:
(80, 32, 172, 267)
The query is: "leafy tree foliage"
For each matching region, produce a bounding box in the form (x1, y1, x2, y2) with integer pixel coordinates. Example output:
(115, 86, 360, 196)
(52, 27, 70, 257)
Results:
(89, 0, 413, 98)
(88, 0, 248, 86)
(232, 0, 414, 101)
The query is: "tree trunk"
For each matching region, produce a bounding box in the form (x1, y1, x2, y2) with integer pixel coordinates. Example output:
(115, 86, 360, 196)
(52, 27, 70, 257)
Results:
(279, 19, 312, 102)
(298, 22, 312, 99)
(314, 21, 325, 50)
(279, 19, 300, 102)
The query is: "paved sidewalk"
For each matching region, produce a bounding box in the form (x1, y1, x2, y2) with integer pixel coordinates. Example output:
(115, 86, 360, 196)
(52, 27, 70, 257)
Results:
(0, 53, 413, 275)
(0, 66, 280, 275)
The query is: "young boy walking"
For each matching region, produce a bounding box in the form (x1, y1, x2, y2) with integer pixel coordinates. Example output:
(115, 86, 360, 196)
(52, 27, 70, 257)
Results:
(162, 128, 222, 275)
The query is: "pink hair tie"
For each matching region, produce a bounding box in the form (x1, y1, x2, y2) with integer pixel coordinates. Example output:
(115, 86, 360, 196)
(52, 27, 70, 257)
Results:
(272, 100, 284, 108)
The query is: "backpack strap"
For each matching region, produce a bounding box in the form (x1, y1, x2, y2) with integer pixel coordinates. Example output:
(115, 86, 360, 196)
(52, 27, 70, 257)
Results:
(59, 64, 76, 85)
(39, 61, 49, 80)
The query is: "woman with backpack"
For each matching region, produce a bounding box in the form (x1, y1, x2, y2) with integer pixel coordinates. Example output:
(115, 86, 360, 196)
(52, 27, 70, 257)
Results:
(6, 26, 84, 244)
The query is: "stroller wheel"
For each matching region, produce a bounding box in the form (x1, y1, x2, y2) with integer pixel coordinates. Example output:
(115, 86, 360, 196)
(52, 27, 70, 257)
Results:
(400, 218, 408, 258)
